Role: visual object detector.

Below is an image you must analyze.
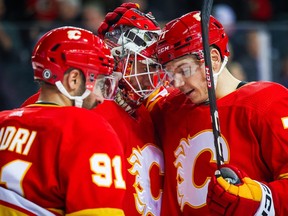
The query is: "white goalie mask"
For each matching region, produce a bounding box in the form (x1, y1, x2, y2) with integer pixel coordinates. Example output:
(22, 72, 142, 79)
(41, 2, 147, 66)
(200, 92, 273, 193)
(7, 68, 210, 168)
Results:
(104, 26, 166, 111)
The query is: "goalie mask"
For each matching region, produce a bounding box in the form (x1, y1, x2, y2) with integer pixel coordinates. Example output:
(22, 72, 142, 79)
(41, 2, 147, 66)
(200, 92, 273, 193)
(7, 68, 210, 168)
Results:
(103, 8, 165, 113)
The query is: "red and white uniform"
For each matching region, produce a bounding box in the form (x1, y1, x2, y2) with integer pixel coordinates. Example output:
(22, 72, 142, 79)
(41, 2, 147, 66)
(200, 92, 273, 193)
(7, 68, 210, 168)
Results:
(95, 100, 164, 216)
(149, 82, 288, 215)
(0, 104, 126, 215)
(21, 93, 164, 215)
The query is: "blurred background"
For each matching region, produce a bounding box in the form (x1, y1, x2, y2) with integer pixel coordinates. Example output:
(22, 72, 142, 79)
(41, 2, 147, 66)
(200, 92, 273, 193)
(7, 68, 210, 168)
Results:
(0, 0, 287, 110)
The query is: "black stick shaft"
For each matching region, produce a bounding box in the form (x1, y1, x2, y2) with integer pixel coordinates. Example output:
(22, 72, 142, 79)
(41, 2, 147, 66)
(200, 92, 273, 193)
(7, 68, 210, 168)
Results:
(200, 0, 224, 168)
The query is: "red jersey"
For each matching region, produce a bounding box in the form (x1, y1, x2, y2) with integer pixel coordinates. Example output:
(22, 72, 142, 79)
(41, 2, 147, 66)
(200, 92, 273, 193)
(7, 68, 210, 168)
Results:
(150, 81, 288, 215)
(0, 104, 126, 215)
(95, 100, 164, 216)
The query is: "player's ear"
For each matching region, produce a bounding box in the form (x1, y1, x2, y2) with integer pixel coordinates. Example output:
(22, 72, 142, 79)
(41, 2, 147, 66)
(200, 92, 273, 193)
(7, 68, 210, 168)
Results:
(65, 69, 82, 92)
(210, 48, 221, 71)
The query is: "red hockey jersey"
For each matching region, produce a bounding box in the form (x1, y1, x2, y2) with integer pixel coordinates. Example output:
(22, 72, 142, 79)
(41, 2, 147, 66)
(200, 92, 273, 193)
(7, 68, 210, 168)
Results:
(20, 92, 164, 215)
(95, 100, 164, 216)
(150, 81, 288, 215)
(0, 104, 126, 215)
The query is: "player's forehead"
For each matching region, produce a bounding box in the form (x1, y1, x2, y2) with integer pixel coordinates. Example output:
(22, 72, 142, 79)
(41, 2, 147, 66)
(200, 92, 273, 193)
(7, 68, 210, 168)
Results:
(164, 54, 199, 71)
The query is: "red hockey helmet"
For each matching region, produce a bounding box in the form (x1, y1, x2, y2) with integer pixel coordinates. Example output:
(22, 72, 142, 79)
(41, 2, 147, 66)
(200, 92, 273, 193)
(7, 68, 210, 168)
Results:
(32, 26, 115, 93)
(156, 11, 230, 65)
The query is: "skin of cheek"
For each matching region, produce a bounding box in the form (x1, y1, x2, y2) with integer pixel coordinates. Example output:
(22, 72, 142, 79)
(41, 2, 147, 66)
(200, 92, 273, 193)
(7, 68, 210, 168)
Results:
(83, 81, 104, 109)
(130, 63, 152, 90)
(185, 66, 209, 104)
(83, 92, 103, 109)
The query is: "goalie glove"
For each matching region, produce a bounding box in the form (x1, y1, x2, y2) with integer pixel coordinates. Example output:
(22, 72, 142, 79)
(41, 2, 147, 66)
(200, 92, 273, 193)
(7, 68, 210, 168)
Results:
(207, 164, 275, 216)
(97, 2, 140, 39)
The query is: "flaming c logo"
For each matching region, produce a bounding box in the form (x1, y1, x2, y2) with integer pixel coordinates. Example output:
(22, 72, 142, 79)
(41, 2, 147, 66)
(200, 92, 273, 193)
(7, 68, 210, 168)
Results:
(128, 145, 164, 216)
(174, 131, 229, 210)
(67, 30, 81, 40)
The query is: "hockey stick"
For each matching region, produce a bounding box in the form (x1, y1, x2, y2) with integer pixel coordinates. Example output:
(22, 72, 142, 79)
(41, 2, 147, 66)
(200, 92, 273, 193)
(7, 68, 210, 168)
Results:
(200, 0, 224, 169)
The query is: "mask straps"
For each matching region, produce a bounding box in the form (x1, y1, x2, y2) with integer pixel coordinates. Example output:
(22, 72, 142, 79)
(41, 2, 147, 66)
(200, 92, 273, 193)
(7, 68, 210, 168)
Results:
(213, 56, 228, 88)
(55, 81, 91, 108)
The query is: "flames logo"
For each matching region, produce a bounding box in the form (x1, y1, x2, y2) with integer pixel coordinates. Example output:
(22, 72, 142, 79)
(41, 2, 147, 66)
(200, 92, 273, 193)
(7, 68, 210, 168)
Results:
(174, 131, 229, 210)
(128, 144, 164, 216)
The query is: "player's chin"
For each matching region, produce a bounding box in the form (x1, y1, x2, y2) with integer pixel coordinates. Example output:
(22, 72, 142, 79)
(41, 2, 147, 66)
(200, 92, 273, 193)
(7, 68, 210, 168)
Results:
(188, 94, 206, 105)
(91, 101, 102, 109)
(184, 90, 197, 102)
(82, 99, 101, 110)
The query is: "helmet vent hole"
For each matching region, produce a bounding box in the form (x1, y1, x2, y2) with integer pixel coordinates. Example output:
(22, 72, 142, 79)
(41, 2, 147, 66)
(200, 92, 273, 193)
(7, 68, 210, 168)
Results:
(51, 44, 60, 51)
(186, 36, 192, 42)
(49, 57, 56, 63)
(213, 21, 221, 29)
(61, 53, 66, 61)
(174, 41, 181, 47)
(175, 43, 190, 51)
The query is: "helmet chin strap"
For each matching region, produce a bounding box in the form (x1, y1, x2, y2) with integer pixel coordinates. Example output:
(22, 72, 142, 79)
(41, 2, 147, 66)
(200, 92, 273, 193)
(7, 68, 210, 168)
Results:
(55, 81, 91, 108)
(213, 56, 228, 89)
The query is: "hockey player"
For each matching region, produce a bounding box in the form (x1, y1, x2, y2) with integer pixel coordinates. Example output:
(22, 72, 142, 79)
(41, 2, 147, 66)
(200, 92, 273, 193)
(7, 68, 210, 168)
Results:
(0, 26, 126, 215)
(96, 3, 165, 215)
(151, 11, 288, 215)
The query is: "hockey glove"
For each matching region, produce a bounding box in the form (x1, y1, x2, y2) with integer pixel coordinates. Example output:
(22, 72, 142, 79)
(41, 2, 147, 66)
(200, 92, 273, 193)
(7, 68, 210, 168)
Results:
(97, 2, 140, 39)
(207, 164, 275, 216)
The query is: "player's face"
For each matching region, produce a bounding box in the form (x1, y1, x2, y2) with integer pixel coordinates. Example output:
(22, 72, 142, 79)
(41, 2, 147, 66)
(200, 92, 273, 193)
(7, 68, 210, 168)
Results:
(165, 55, 208, 104)
(76, 77, 104, 109)
(82, 93, 104, 109)
(83, 74, 118, 109)
(128, 61, 157, 90)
